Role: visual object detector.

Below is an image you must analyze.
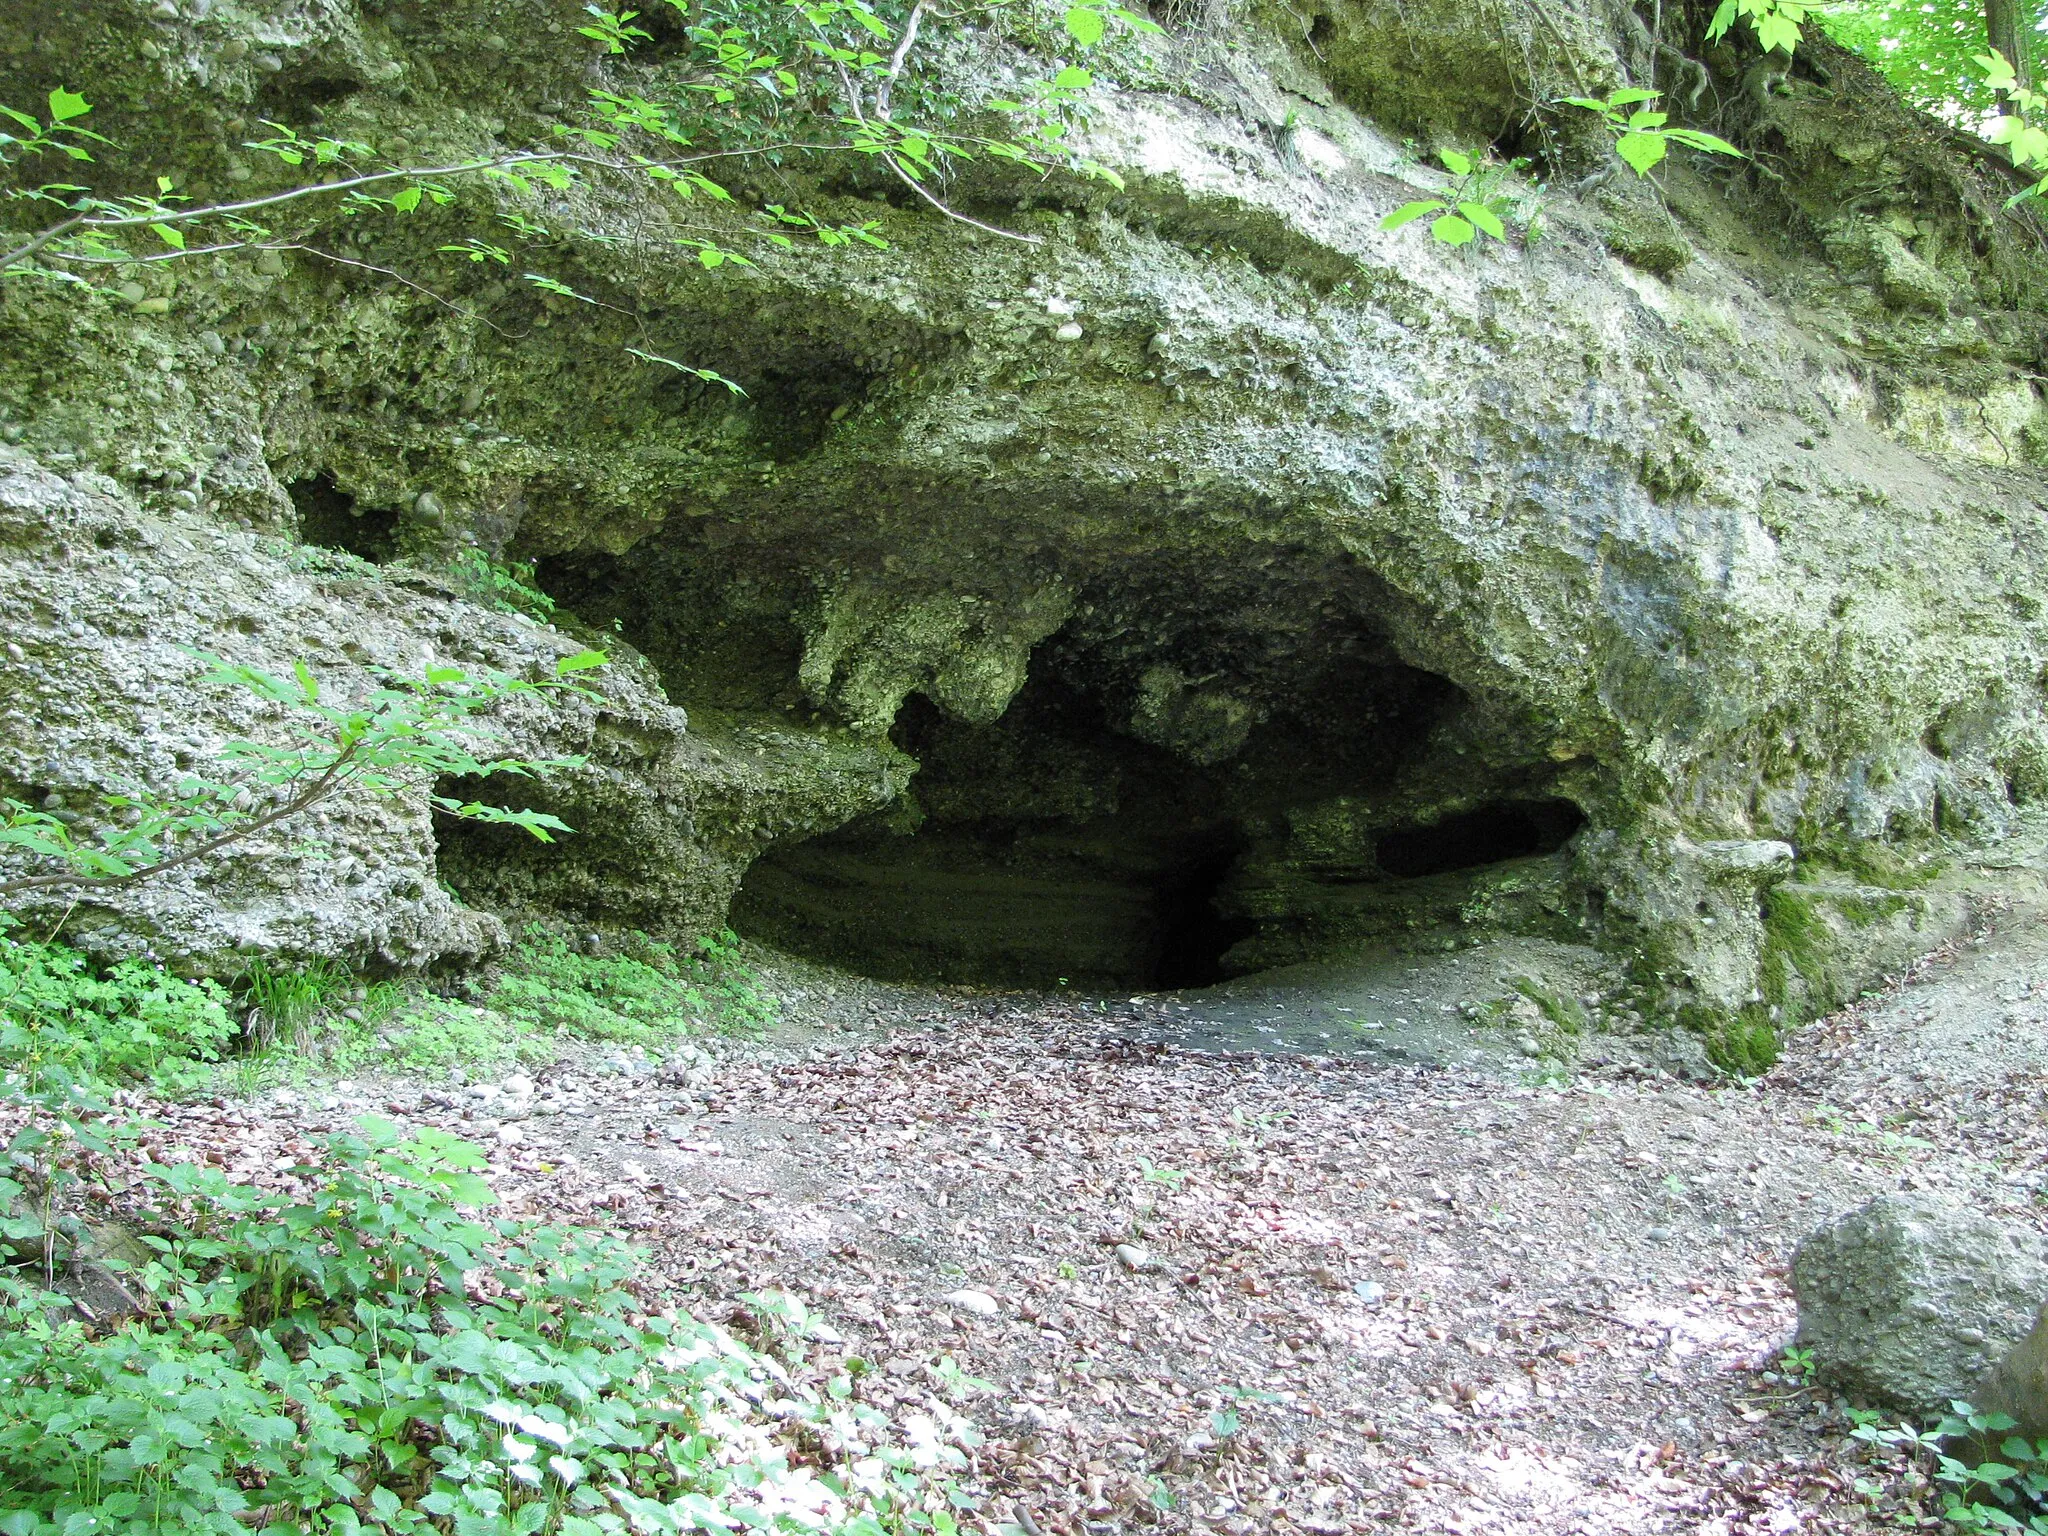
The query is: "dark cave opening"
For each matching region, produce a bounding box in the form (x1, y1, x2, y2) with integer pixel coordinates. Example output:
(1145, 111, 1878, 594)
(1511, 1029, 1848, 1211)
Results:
(289, 474, 399, 563)
(1374, 799, 1586, 879)
(1151, 832, 1257, 989)
(730, 682, 1269, 991)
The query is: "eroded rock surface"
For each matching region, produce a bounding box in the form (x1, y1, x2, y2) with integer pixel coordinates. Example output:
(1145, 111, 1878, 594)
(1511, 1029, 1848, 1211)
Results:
(4, 0, 2048, 1049)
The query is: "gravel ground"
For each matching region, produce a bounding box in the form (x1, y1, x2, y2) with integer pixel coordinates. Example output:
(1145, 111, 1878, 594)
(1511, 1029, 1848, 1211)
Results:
(38, 904, 2048, 1534)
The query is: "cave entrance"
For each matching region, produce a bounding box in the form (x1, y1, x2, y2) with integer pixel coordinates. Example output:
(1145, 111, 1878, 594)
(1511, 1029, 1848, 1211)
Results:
(730, 684, 1264, 992)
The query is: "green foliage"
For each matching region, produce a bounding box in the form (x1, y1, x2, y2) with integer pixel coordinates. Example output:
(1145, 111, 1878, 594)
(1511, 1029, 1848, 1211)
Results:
(0, 649, 607, 903)
(1849, 1401, 2048, 1531)
(1380, 149, 1534, 247)
(0, 936, 236, 1096)
(1707, 0, 1812, 55)
(490, 926, 778, 1043)
(378, 997, 548, 1075)
(1825, 1, 2045, 117)
(1559, 89, 1745, 177)
(0, 0, 1141, 309)
(1982, 49, 2048, 201)
(451, 550, 559, 623)
(0, 1117, 977, 1534)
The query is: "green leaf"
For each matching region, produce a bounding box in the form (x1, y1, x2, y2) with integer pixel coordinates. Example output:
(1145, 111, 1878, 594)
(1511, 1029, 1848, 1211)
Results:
(47, 87, 90, 123)
(1054, 65, 1094, 90)
(150, 222, 186, 250)
(1430, 212, 1476, 245)
(1458, 200, 1506, 239)
(1438, 148, 1474, 176)
(1380, 198, 1446, 230)
(1755, 8, 1801, 53)
(1616, 131, 1669, 176)
(1608, 87, 1662, 106)
(391, 185, 423, 213)
(554, 649, 609, 676)
(1662, 127, 1746, 157)
(1064, 5, 1106, 45)
(1705, 0, 1739, 39)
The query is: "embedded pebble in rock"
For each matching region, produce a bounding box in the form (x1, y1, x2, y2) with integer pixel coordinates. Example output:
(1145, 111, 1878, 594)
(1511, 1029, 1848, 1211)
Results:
(943, 1289, 1001, 1317)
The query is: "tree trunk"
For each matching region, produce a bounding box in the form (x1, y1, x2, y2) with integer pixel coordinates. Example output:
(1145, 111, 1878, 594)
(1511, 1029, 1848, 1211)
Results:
(1987, 0, 2032, 109)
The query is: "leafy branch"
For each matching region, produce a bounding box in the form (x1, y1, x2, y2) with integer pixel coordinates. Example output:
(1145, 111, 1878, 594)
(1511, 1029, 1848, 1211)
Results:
(1983, 48, 2048, 200)
(1706, 0, 1811, 55)
(0, 650, 609, 903)
(1559, 88, 1745, 177)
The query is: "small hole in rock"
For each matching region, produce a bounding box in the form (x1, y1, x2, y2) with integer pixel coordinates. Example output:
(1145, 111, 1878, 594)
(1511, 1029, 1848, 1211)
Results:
(1375, 799, 1584, 879)
(289, 473, 398, 562)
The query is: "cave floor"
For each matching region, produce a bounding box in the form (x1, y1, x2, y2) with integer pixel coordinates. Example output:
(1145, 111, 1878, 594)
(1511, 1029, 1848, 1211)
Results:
(108, 911, 2048, 1533)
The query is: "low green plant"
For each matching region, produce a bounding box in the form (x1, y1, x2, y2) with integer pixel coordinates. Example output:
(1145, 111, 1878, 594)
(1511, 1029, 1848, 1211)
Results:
(1380, 149, 1535, 247)
(1779, 1344, 1817, 1385)
(0, 935, 235, 1095)
(1136, 1157, 1188, 1189)
(489, 926, 776, 1042)
(381, 997, 548, 1074)
(1849, 1400, 2048, 1531)
(451, 550, 558, 623)
(0, 1117, 978, 1534)
(238, 956, 354, 1052)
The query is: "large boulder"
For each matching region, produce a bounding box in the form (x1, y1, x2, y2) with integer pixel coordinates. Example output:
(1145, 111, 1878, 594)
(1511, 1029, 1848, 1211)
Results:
(1793, 1194, 2048, 1414)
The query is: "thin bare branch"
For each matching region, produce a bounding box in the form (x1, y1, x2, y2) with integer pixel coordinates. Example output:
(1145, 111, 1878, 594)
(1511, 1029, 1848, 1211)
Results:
(876, 0, 933, 119)
(0, 742, 362, 900)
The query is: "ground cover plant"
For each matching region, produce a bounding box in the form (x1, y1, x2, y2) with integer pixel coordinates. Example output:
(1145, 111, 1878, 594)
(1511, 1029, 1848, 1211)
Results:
(0, 1116, 977, 1535)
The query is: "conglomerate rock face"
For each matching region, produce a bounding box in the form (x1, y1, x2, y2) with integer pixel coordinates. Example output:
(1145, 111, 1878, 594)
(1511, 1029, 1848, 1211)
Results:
(4, 0, 2048, 1052)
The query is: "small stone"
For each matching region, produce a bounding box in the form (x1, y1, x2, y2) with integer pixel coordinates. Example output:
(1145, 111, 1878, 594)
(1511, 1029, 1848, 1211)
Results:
(1115, 1243, 1156, 1273)
(1353, 1280, 1387, 1305)
(254, 249, 286, 276)
(1054, 321, 1085, 343)
(253, 52, 284, 72)
(944, 1288, 1000, 1317)
(218, 38, 249, 61)
(413, 491, 444, 521)
(1645, 1226, 1673, 1243)
(116, 282, 147, 306)
(497, 1123, 526, 1147)
(151, 0, 180, 17)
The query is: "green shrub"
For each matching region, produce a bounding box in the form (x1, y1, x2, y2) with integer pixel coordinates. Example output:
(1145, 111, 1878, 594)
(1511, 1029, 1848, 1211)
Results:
(489, 927, 776, 1044)
(0, 1118, 975, 1535)
(0, 935, 236, 1095)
